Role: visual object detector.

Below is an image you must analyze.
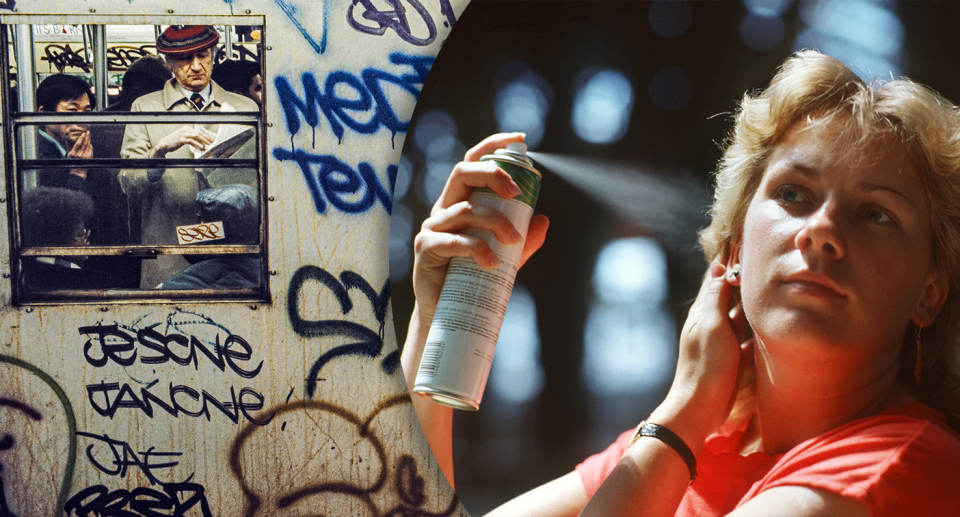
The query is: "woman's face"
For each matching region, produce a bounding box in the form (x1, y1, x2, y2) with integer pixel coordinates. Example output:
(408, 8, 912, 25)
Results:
(734, 116, 947, 360)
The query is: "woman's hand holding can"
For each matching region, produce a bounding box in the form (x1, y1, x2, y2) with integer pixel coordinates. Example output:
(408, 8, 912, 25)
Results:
(413, 133, 549, 324)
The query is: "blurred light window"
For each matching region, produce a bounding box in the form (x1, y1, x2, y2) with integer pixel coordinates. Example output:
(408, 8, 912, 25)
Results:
(582, 237, 676, 395)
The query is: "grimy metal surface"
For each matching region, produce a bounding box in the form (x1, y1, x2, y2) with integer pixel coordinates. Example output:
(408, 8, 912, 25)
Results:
(0, 1, 465, 515)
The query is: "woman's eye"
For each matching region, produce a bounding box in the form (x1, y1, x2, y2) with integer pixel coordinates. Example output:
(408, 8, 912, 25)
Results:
(863, 207, 894, 224)
(775, 186, 809, 204)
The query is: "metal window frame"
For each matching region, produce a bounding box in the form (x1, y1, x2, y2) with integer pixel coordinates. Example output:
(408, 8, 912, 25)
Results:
(1, 16, 271, 306)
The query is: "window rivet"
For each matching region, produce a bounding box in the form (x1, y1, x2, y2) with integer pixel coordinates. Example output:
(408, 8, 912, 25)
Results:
(269, 270, 277, 276)
(249, 305, 258, 310)
(266, 46, 273, 51)
(100, 307, 109, 312)
(89, 8, 96, 12)
(167, 9, 174, 13)
(267, 122, 274, 127)
(0, 198, 6, 203)
(175, 306, 183, 311)
(268, 196, 275, 201)
(245, 9, 252, 14)
(24, 307, 33, 313)
(2, 273, 8, 279)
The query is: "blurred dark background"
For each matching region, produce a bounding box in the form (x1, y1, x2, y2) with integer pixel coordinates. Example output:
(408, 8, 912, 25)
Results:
(390, 1, 960, 514)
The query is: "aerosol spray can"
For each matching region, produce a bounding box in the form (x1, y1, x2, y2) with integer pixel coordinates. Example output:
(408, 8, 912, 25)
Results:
(413, 143, 542, 410)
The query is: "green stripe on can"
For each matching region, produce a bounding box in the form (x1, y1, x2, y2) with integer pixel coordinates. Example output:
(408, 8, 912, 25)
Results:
(476, 158, 541, 209)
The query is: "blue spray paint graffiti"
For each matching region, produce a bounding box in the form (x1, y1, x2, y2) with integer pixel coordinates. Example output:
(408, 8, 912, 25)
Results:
(286, 266, 396, 398)
(273, 148, 397, 215)
(274, 53, 433, 145)
(348, 0, 458, 46)
(274, 0, 329, 54)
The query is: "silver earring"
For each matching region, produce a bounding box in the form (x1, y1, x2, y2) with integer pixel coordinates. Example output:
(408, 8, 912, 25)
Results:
(729, 269, 740, 279)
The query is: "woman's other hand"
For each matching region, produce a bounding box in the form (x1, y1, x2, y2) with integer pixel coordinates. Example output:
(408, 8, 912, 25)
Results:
(650, 259, 752, 453)
(412, 133, 549, 324)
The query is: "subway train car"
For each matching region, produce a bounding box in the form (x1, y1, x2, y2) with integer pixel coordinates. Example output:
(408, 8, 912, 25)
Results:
(0, 1, 459, 515)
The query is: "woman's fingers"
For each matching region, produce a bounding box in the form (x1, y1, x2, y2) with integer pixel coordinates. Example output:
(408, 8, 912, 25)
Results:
(520, 214, 549, 267)
(432, 133, 527, 214)
(668, 259, 747, 437)
(419, 209, 548, 272)
(432, 161, 523, 215)
(463, 132, 525, 162)
(684, 260, 732, 335)
(415, 229, 500, 270)
(413, 132, 546, 319)
(425, 201, 524, 246)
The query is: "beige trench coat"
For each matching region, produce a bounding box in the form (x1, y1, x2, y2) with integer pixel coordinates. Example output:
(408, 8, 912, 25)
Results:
(119, 79, 259, 289)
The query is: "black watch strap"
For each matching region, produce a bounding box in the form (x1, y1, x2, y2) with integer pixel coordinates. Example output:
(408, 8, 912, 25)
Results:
(627, 420, 698, 484)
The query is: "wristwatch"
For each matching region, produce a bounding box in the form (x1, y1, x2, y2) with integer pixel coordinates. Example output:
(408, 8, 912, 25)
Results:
(626, 420, 698, 484)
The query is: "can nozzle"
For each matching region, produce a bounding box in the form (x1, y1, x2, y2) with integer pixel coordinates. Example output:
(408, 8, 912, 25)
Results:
(506, 142, 528, 156)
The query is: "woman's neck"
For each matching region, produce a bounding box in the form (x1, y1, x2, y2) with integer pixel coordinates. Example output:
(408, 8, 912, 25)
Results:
(751, 337, 915, 455)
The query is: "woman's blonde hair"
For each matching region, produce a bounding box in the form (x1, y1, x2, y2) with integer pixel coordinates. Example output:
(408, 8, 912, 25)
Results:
(700, 50, 960, 429)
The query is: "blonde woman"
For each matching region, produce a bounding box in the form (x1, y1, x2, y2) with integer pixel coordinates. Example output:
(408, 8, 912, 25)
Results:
(402, 51, 960, 516)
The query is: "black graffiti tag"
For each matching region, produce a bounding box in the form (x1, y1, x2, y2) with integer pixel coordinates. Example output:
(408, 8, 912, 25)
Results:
(215, 43, 260, 63)
(79, 324, 263, 379)
(64, 482, 211, 517)
(286, 266, 397, 397)
(105, 45, 157, 71)
(42, 44, 90, 73)
(86, 381, 273, 425)
(76, 432, 184, 486)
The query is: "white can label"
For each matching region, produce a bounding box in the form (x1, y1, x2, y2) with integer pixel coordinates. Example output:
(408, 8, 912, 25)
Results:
(415, 190, 534, 406)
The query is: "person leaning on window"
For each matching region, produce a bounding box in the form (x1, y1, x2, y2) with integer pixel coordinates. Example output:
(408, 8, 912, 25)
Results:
(35, 73, 95, 195)
(159, 184, 260, 290)
(20, 187, 118, 290)
(118, 25, 259, 289)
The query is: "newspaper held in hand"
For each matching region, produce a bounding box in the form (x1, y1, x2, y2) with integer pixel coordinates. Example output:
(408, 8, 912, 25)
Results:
(197, 126, 258, 188)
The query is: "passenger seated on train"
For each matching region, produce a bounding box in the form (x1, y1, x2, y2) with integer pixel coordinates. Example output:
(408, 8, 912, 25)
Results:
(159, 184, 260, 290)
(20, 187, 119, 290)
(35, 74, 95, 195)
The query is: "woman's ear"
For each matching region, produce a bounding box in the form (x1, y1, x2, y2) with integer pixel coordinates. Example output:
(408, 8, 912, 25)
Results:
(725, 238, 742, 287)
(912, 272, 949, 327)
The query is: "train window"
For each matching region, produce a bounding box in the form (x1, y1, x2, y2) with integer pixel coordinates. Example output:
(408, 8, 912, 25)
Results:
(2, 21, 268, 304)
